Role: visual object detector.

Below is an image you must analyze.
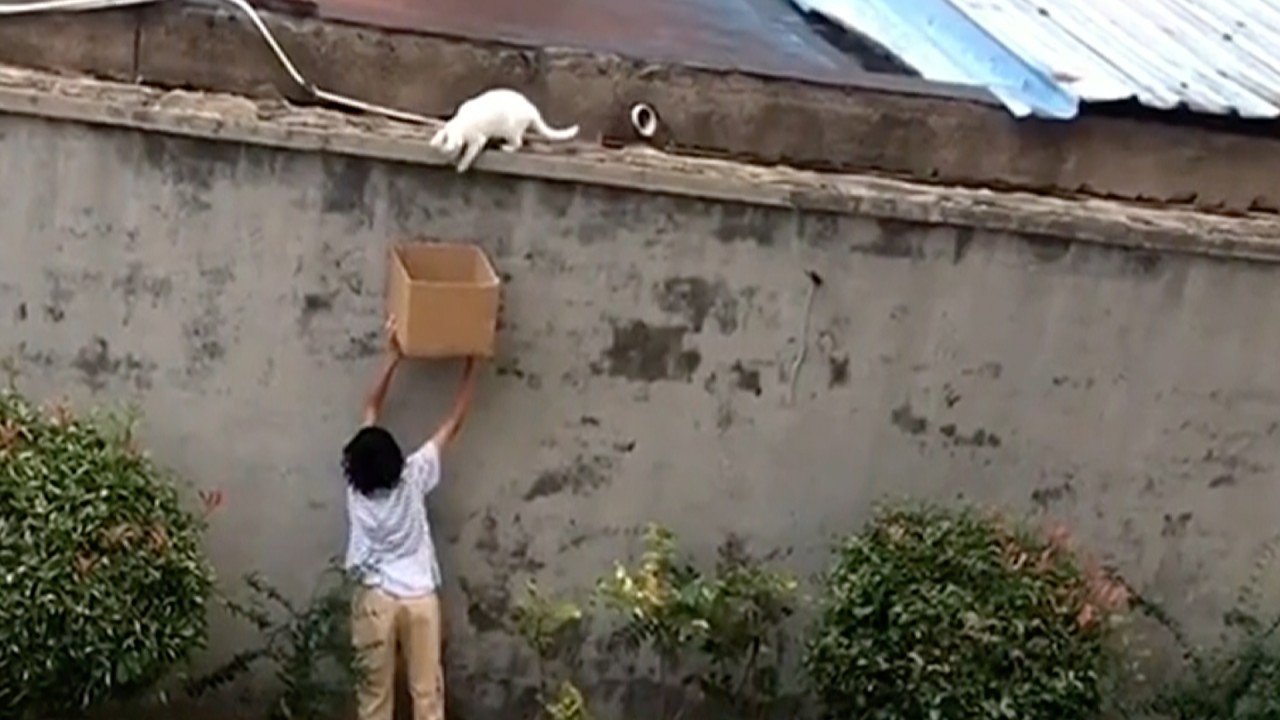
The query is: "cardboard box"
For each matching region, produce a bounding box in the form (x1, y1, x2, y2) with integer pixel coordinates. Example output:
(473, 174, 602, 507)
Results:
(387, 241, 501, 358)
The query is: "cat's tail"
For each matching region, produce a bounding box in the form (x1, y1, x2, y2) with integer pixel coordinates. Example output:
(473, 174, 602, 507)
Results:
(530, 115, 579, 142)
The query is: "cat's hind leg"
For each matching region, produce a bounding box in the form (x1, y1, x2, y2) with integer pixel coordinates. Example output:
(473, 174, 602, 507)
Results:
(456, 136, 486, 173)
(500, 131, 524, 153)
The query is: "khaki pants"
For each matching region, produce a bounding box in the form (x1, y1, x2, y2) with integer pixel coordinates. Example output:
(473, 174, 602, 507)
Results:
(352, 587, 445, 720)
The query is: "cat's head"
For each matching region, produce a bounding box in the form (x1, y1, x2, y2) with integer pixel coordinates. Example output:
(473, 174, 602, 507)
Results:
(429, 126, 463, 156)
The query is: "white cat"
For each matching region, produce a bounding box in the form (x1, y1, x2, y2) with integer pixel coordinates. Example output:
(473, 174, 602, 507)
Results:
(429, 88, 580, 173)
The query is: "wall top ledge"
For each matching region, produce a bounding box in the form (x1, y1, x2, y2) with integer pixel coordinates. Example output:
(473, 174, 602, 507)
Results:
(3, 64, 1279, 264)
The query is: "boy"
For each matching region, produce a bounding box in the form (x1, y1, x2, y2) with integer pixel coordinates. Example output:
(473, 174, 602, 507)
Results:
(342, 315, 479, 720)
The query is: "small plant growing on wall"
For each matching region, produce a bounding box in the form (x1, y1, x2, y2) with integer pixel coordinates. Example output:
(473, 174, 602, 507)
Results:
(1128, 536, 1280, 720)
(512, 579, 591, 720)
(595, 523, 799, 719)
(804, 501, 1129, 720)
(186, 561, 366, 720)
(0, 388, 215, 719)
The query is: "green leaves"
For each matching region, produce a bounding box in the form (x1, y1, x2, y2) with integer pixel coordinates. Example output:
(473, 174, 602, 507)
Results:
(513, 525, 798, 720)
(513, 579, 585, 661)
(594, 523, 798, 719)
(804, 501, 1123, 720)
(187, 562, 365, 720)
(513, 579, 592, 720)
(0, 389, 213, 719)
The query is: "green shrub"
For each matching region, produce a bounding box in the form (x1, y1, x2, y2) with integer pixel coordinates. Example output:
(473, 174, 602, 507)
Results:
(187, 563, 366, 720)
(512, 579, 591, 720)
(595, 524, 799, 719)
(0, 389, 214, 718)
(804, 501, 1127, 720)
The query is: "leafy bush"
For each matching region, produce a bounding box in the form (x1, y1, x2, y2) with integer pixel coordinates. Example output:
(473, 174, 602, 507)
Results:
(510, 526, 798, 720)
(0, 389, 214, 718)
(804, 501, 1128, 720)
(187, 562, 365, 720)
(595, 524, 798, 719)
(512, 579, 591, 720)
(1131, 538, 1280, 720)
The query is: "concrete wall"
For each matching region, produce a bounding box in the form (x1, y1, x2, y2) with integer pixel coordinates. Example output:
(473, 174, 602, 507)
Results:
(4, 4, 1280, 213)
(5, 106, 1280, 718)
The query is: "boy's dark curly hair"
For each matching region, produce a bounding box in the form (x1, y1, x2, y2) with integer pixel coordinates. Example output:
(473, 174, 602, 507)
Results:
(342, 425, 405, 496)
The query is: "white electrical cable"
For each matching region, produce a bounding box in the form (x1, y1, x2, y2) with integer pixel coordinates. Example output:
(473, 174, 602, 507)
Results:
(0, 0, 435, 125)
(0, 0, 154, 12)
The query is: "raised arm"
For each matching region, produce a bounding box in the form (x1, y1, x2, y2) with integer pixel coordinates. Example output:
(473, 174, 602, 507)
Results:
(362, 316, 403, 426)
(426, 358, 479, 452)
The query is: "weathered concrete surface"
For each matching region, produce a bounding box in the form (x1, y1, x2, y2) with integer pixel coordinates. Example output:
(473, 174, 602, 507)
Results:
(6, 70, 1280, 718)
(3, 2, 1280, 214)
(4, 66, 1279, 263)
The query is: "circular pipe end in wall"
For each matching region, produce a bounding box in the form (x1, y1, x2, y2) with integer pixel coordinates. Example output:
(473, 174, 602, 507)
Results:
(630, 103, 659, 139)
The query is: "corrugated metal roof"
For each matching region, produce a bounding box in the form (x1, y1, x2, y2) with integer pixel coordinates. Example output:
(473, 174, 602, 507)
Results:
(792, 0, 1076, 117)
(791, 0, 1280, 120)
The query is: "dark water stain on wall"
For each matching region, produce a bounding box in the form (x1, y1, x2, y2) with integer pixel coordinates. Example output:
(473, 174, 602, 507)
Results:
(938, 423, 1002, 448)
(320, 154, 375, 228)
(42, 269, 76, 323)
(182, 313, 227, 378)
(302, 291, 335, 314)
(1162, 511, 1193, 538)
(297, 289, 339, 334)
(797, 210, 840, 246)
(140, 132, 239, 215)
(890, 400, 929, 435)
(1209, 473, 1236, 489)
(422, 170, 522, 228)
(729, 360, 762, 396)
(1030, 480, 1075, 511)
(525, 177, 575, 222)
(962, 361, 1003, 380)
(596, 320, 702, 383)
(461, 510, 545, 635)
(574, 185, 655, 246)
(16, 342, 55, 370)
(1025, 233, 1073, 264)
(1120, 248, 1164, 276)
(382, 163, 435, 228)
(458, 576, 508, 635)
(1028, 237, 1172, 281)
(953, 226, 975, 264)
(828, 354, 849, 387)
(72, 335, 156, 393)
(332, 330, 382, 362)
(713, 202, 778, 245)
(852, 219, 926, 259)
(238, 137, 283, 181)
(524, 454, 614, 501)
(654, 276, 739, 334)
(112, 262, 173, 326)
(182, 264, 234, 380)
(942, 384, 961, 408)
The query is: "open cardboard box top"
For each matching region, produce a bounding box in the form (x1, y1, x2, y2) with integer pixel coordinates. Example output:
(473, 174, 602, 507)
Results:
(388, 241, 501, 358)
(393, 243, 500, 286)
